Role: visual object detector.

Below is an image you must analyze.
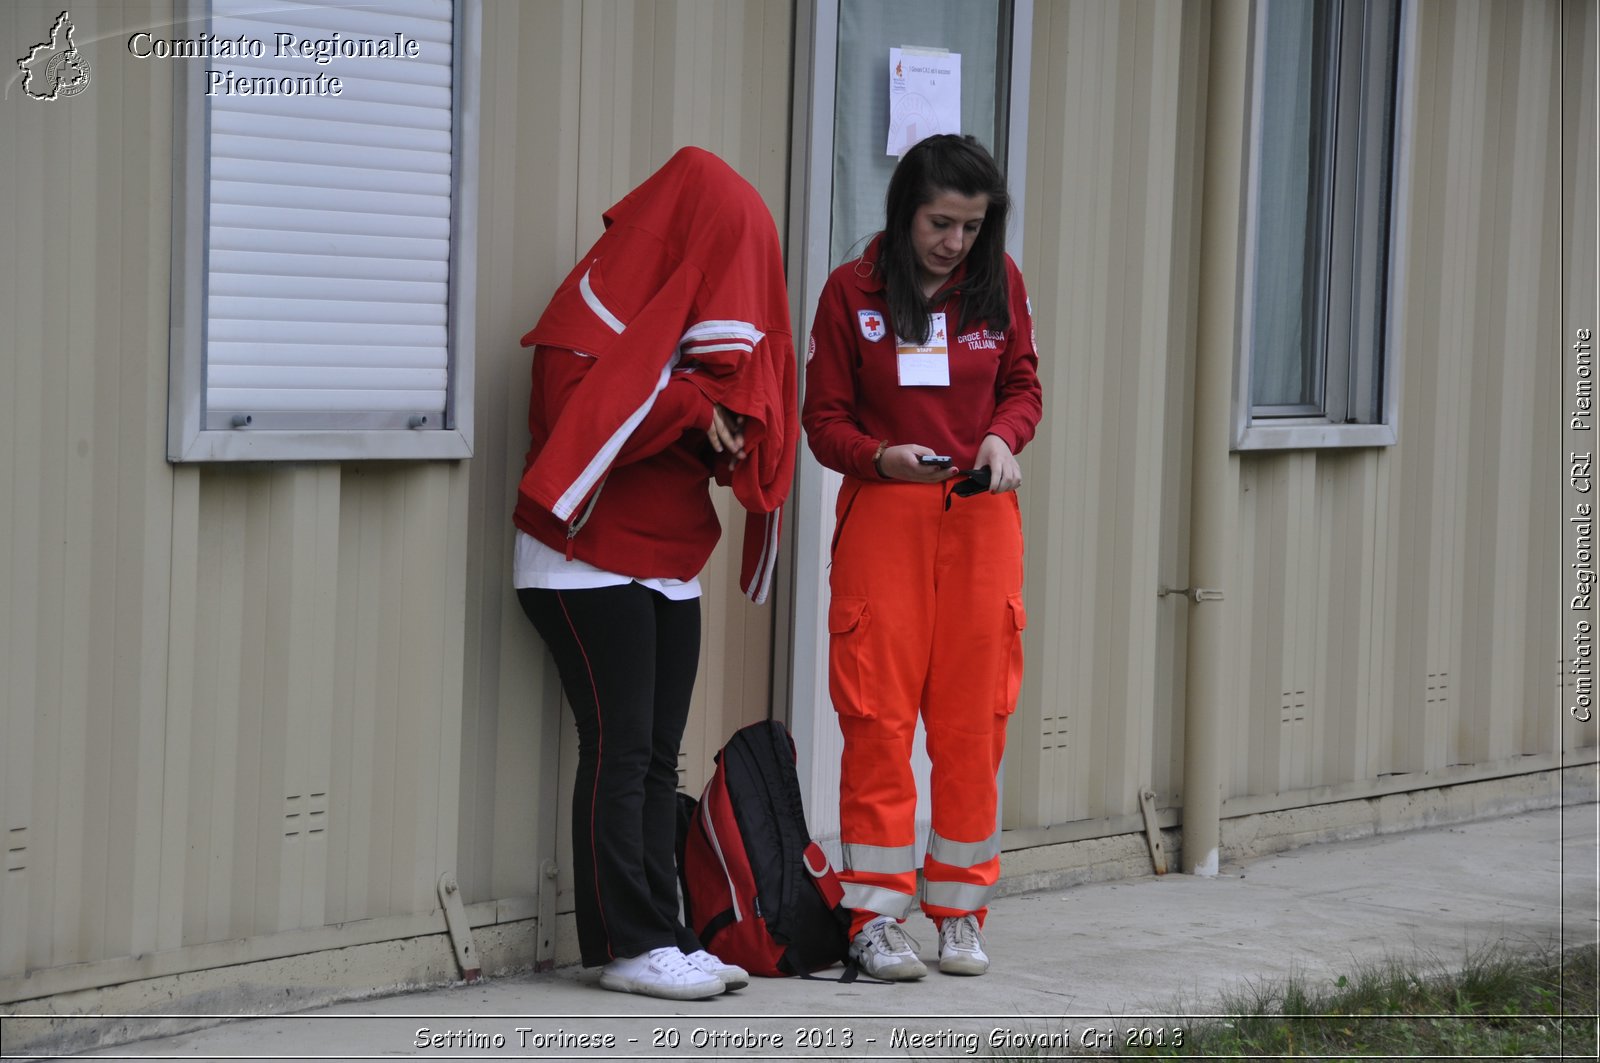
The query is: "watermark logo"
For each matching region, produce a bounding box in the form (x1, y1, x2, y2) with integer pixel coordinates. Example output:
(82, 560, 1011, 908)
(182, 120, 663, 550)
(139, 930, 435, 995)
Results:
(17, 11, 92, 101)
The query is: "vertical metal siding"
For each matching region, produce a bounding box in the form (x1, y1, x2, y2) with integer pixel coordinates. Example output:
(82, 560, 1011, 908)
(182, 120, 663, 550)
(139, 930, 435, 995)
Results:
(2, 0, 179, 975)
(1010, 0, 1207, 832)
(452, 0, 580, 913)
(157, 458, 468, 948)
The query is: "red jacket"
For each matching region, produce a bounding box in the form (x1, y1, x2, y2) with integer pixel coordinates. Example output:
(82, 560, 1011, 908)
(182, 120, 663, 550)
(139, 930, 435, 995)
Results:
(517, 346, 724, 583)
(516, 147, 797, 602)
(803, 235, 1042, 479)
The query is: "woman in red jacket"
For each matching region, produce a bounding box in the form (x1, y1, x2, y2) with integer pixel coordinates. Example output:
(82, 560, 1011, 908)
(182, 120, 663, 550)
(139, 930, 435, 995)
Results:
(802, 134, 1042, 980)
(515, 148, 796, 1001)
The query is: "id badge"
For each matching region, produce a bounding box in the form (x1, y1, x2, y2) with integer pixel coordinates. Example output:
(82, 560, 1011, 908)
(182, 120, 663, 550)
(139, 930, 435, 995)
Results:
(895, 312, 950, 387)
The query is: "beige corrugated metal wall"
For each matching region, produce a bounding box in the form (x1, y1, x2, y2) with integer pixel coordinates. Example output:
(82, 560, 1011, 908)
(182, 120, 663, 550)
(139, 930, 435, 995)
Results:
(1008, 0, 1206, 839)
(0, 0, 792, 1003)
(1225, 0, 1581, 813)
(1008, 0, 1594, 848)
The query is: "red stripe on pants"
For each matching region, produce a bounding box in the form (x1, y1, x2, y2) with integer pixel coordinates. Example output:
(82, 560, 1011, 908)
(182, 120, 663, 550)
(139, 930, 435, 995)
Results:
(827, 478, 1025, 932)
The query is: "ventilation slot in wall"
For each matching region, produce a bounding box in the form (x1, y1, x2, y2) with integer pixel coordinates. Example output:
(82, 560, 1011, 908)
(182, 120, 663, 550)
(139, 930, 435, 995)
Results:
(284, 793, 329, 838)
(1279, 689, 1308, 726)
(1041, 711, 1071, 753)
(1426, 671, 1450, 709)
(6, 826, 25, 873)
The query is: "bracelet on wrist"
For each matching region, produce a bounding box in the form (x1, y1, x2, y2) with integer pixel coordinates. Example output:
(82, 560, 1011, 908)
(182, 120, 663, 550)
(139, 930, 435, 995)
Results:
(872, 439, 890, 479)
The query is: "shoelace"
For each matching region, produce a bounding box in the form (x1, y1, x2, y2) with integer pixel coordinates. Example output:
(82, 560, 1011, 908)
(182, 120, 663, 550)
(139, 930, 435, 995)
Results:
(646, 946, 701, 975)
(870, 919, 922, 956)
(943, 916, 980, 952)
(686, 950, 730, 973)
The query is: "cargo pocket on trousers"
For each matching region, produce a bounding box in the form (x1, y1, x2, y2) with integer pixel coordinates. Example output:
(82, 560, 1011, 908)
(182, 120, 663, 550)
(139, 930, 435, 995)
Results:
(997, 593, 1027, 715)
(827, 595, 877, 719)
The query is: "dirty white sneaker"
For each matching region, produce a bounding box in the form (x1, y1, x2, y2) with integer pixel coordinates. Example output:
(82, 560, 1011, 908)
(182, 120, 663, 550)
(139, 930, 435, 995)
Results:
(848, 916, 928, 980)
(685, 949, 749, 991)
(599, 946, 724, 1000)
(937, 913, 989, 975)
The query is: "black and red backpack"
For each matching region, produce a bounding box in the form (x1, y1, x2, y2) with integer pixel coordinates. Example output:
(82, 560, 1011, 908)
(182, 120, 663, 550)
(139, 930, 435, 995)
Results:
(677, 720, 852, 977)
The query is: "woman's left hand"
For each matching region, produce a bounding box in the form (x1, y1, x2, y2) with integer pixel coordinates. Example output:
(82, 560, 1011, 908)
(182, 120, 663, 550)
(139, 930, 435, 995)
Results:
(975, 433, 1022, 493)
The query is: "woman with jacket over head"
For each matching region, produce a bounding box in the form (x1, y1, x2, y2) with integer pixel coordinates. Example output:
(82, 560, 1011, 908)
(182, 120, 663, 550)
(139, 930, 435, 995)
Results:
(802, 133, 1042, 980)
(514, 147, 797, 1001)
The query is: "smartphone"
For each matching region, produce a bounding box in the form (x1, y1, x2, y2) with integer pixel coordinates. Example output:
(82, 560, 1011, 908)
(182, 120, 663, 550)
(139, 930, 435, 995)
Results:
(917, 455, 954, 468)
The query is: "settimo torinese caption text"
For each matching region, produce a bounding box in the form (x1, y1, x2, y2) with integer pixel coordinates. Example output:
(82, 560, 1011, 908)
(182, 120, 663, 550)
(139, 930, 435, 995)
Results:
(126, 30, 425, 96)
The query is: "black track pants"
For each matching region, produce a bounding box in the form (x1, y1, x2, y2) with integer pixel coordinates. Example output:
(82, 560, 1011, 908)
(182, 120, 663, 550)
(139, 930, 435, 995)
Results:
(518, 583, 703, 967)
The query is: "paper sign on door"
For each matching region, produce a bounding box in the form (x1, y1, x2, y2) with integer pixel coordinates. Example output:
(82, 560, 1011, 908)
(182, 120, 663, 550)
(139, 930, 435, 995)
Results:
(887, 47, 962, 157)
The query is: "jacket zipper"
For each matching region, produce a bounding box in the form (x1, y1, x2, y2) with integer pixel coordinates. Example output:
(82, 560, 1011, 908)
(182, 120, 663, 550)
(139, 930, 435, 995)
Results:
(564, 476, 607, 560)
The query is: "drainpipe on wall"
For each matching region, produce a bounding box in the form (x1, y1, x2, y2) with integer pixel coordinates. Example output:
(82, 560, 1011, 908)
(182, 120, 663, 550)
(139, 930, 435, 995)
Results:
(1179, 0, 1247, 878)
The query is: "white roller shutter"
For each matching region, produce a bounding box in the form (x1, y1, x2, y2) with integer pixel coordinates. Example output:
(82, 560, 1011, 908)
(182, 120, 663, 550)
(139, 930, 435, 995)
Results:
(203, 0, 455, 431)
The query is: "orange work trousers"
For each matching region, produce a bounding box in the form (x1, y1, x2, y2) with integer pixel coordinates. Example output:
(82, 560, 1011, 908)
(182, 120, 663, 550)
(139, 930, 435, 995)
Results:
(826, 478, 1026, 934)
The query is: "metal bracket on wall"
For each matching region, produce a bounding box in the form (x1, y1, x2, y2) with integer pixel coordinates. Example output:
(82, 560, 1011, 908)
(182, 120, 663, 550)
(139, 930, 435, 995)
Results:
(437, 872, 482, 983)
(1138, 790, 1169, 875)
(1157, 586, 1224, 603)
(536, 860, 560, 972)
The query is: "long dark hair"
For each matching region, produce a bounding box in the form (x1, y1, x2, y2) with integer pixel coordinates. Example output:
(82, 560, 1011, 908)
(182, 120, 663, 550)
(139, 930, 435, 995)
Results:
(879, 134, 1011, 344)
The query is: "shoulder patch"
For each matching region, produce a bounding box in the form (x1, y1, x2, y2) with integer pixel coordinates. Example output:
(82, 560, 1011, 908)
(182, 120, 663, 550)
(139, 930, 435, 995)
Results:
(857, 309, 887, 342)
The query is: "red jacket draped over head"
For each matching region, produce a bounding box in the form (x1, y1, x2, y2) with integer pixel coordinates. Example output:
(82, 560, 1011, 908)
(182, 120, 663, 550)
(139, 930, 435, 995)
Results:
(516, 146, 798, 603)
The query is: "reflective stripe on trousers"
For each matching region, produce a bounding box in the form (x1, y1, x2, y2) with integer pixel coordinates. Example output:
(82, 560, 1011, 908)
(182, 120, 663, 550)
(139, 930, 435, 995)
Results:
(841, 881, 918, 920)
(843, 841, 918, 875)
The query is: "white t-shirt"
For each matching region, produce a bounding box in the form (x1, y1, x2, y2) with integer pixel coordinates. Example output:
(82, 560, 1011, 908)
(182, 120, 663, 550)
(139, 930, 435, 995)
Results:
(513, 530, 701, 600)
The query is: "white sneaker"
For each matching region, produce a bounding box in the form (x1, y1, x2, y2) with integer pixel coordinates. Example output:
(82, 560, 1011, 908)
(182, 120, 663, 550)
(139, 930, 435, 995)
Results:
(848, 916, 928, 980)
(598, 946, 724, 1000)
(685, 949, 749, 991)
(937, 914, 989, 975)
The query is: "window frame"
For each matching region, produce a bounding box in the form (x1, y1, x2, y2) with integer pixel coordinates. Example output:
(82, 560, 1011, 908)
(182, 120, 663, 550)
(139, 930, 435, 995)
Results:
(1232, 0, 1411, 452)
(167, 0, 480, 463)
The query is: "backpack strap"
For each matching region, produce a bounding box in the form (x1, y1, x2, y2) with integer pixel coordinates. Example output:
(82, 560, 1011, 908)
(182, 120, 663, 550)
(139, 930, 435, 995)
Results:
(802, 842, 845, 908)
(700, 905, 737, 945)
(784, 946, 895, 985)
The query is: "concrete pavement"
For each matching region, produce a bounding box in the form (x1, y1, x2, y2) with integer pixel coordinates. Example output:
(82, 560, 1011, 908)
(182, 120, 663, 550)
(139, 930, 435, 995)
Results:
(48, 802, 1600, 1060)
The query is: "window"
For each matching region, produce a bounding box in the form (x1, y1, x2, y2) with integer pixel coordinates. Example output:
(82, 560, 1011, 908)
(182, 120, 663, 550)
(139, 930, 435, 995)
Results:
(828, 0, 1013, 265)
(1233, 0, 1404, 450)
(167, 0, 478, 462)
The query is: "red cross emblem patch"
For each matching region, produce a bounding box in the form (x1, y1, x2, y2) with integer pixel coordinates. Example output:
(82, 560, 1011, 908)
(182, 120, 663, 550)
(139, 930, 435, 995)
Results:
(858, 310, 886, 342)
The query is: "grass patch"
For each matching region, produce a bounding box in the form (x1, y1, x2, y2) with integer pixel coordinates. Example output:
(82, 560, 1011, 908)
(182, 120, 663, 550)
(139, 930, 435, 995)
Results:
(1114, 941, 1598, 1059)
